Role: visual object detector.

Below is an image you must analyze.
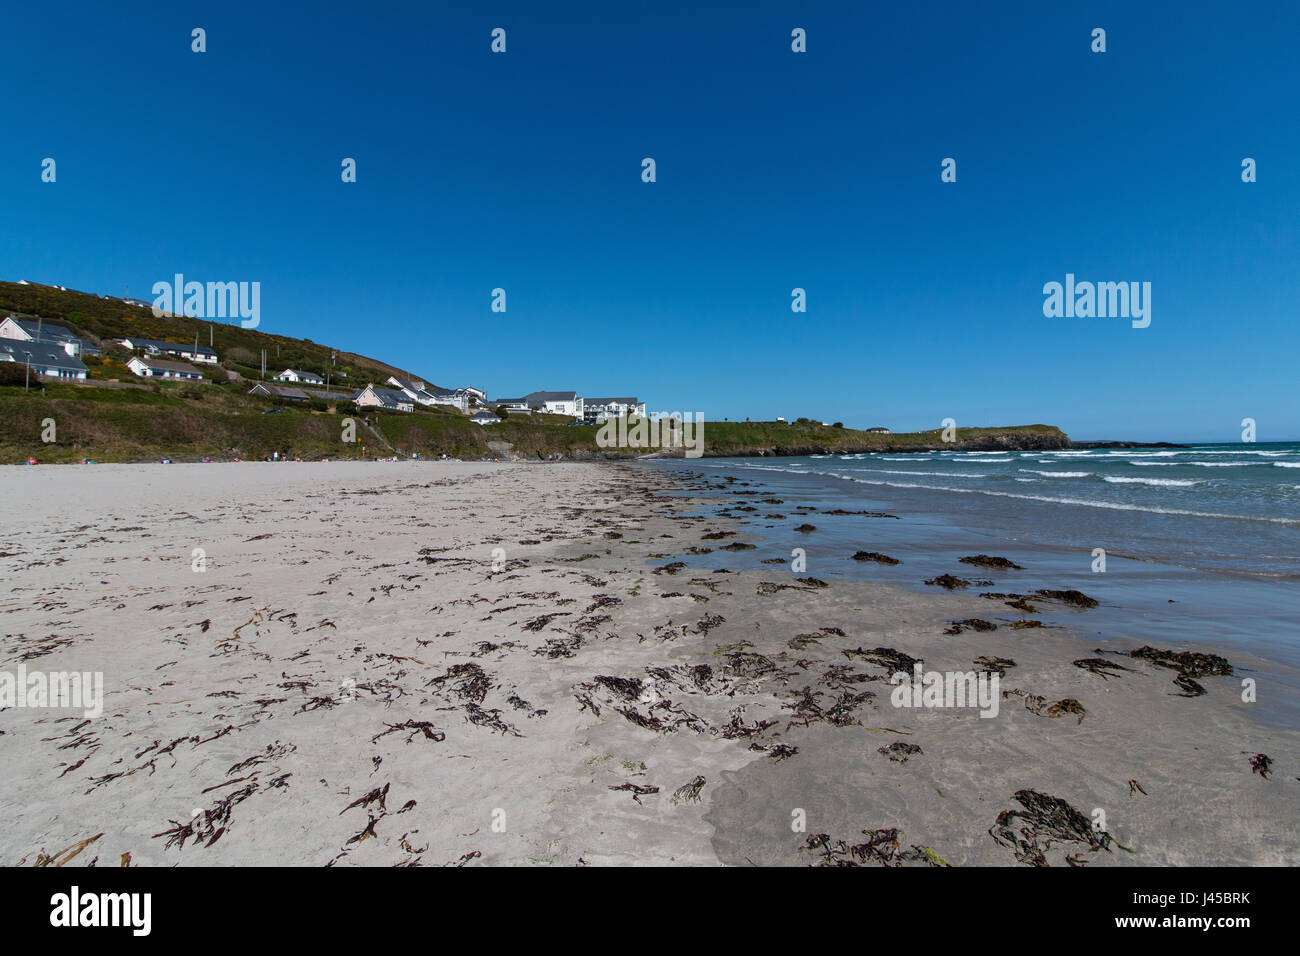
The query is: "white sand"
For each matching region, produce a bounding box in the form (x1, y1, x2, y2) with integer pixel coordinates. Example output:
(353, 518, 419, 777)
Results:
(0, 460, 1295, 867)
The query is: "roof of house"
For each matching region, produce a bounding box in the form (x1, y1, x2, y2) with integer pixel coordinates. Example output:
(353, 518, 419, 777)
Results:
(523, 390, 578, 403)
(250, 383, 309, 399)
(8, 317, 79, 342)
(278, 368, 323, 379)
(359, 386, 414, 407)
(584, 397, 640, 406)
(130, 356, 203, 374)
(0, 341, 88, 372)
(125, 337, 216, 356)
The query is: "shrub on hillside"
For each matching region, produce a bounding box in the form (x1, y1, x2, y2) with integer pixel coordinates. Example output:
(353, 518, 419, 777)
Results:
(0, 363, 30, 386)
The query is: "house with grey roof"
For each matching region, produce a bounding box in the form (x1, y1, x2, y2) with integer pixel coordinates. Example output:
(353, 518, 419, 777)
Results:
(126, 356, 204, 380)
(582, 397, 646, 423)
(1, 316, 100, 357)
(119, 337, 217, 364)
(386, 376, 473, 411)
(249, 383, 310, 401)
(354, 384, 414, 412)
(496, 390, 583, 418)
(274, 368, 324, 385)
(0, 340, 88, 379)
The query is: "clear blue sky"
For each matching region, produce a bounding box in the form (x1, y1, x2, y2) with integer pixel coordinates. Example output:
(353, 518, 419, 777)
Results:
(3, 0, 1297, 441)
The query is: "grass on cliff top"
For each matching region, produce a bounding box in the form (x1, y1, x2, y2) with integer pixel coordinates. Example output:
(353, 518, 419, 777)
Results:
(1, 375, 1066, 464)
(694, 419, 1064, 452)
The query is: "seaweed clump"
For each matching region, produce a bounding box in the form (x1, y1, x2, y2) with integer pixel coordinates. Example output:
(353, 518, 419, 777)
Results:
(803, 828, 948, 867)
(989, 789, 1121, 866)
(852, 551, 899, 565)
(959, 555, 1024, 570)
(1034, 589, 1099, 608)
(878, 741, 923, 763)
(1123, 645, 1232, 697)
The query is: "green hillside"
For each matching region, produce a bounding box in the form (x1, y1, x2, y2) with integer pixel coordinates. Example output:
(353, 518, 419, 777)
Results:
(0, 279, 1072, 463)
(0, 279, 424, 386)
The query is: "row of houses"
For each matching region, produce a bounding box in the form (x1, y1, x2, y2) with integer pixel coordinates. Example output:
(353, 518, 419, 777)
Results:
(2, 314, 652, 427)
(0, 316, 98, 379)
(119, 337, 219, 365)
(1, 316, 101, 358)
(248, 383, 501, 426)
(491, 391, 647, 423)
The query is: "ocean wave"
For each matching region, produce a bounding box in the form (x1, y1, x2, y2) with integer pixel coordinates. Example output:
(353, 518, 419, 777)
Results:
(1104, 476, 1202, 487)
(826, 476, 1300, 524)
(1019, 469, 1093, 478)
(875, 469, 987, 478)
(1274, 462, 1300, 468)
(1129, 461, 1256, 467)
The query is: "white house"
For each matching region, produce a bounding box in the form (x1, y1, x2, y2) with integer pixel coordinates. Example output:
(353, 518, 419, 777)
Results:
(120, 337, 217, 364)
(495, 390, 583, 419)
(469, 410, 501, 426)
(582, 397, 647, 424)
(353, 384, 414, 412)
(0, 341, 88, 379)
(274, 368, 325, 385)
(386, 375, 470, 412)
(1, 316, 99, 357)
(126, 356, 204, 380)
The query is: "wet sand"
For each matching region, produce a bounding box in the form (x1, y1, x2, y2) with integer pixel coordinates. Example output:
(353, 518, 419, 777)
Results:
(0, 460, 1295, 866)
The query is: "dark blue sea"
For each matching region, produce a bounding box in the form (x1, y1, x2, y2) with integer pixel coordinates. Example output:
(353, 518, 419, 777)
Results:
(647, 442, 1300, 728)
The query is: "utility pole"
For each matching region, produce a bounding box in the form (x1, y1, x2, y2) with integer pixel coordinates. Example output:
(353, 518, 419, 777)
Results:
(24, 352, 31, 392)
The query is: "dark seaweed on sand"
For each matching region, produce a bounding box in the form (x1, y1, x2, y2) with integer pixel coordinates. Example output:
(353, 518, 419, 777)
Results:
(878, 741, 923, 763)
(429, 662, 492, 703)
(750, 743, 798, 761)
(1004, 689, 1086, 724)
(1033, 589, 1099, 608)
(672, 776, 707, 805)
(944, 619, 997, 635)
(1128, 646, 1232, 678)
(852, 551, 899, 565)
(609, 783, 659, 804)
(842, 646, 922, 672)
(371, 720, 446, 744)
(989, 789, 1121, 866)
(925, 573, 974, 590)
(803, 827, 947, 867)
(959, 554, 1024, 570)
(1247, 753, 1272, 778)
(1072, 658, 1132, 680)
(593, 675, 644, 700)
(974, 656, 1016, 676)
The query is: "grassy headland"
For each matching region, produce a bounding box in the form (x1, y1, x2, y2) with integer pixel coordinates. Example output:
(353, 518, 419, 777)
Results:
(1, 279, 1071, 463)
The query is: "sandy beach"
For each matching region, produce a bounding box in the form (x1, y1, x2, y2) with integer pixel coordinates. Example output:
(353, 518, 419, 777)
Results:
(1, 460, 1295, 867)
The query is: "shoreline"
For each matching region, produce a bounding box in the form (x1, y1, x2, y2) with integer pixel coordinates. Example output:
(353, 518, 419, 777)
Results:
(1, 459, 1295, 866)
